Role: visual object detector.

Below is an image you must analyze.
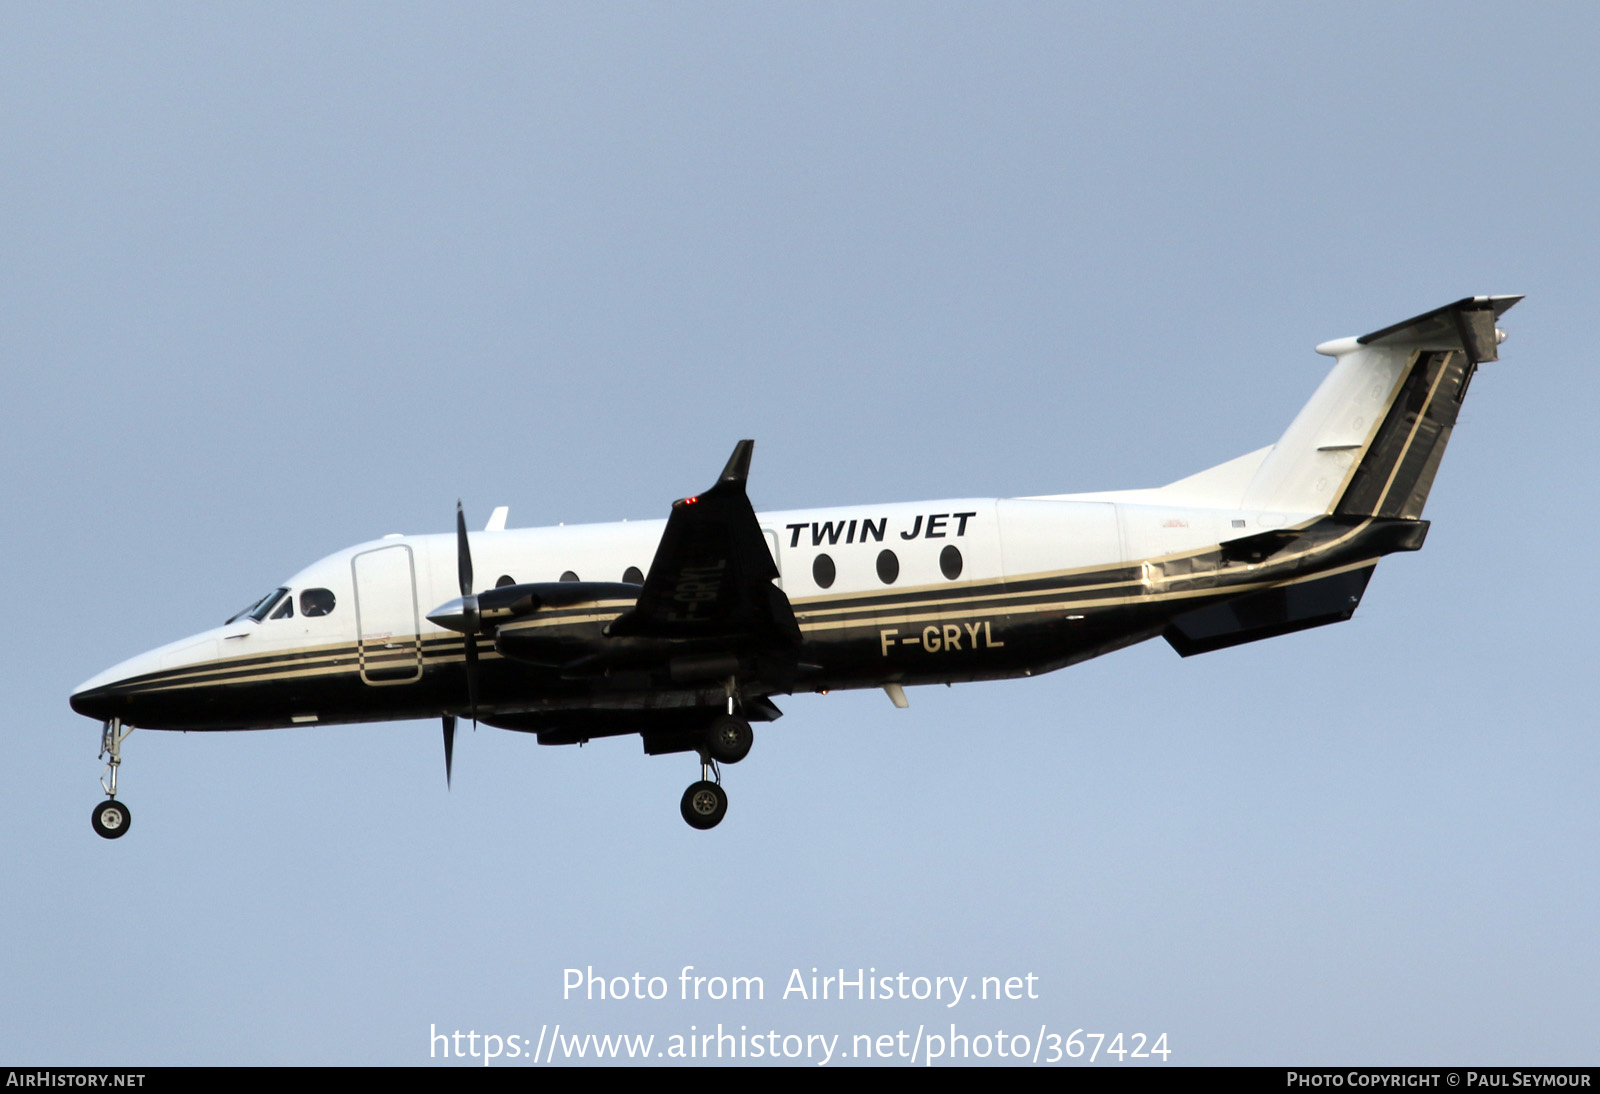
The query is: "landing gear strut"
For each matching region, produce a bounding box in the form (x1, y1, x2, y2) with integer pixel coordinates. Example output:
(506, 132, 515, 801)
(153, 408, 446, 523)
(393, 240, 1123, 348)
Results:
(93, 719, 133, 840)
(668, 674, 755, 831)
(679, 682, 752, 830)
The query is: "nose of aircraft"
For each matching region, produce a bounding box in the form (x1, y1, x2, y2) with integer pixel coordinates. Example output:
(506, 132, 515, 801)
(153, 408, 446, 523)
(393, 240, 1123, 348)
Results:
(70, 650, 160, 721)
(69, 629, 222, 724)
(68, 683, 103, 719)
(70, 687, 119, 721)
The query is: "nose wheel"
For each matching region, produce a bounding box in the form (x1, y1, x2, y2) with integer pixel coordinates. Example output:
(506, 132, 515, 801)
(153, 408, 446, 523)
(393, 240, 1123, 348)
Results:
(93, 718, 133, 841)
(92, 798, 131, 839)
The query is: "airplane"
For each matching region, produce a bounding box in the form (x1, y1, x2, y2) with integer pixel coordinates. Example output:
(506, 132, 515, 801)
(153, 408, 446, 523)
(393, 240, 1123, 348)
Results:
(70, 295, 1521, 838)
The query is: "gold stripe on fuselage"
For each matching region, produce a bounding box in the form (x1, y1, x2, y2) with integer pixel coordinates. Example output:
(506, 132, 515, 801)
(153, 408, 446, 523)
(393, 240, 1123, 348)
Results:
(120, 521, 1378, 694)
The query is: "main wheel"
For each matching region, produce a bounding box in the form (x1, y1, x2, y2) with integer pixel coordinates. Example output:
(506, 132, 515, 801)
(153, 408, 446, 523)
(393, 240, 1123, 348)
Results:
(92, 799, 131, 840)
(680, 780, 728, 830)
(705, 715, 754, 764)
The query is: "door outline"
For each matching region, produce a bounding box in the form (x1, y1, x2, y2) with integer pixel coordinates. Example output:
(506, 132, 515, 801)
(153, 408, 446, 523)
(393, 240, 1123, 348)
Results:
(352, 544, 424, 685)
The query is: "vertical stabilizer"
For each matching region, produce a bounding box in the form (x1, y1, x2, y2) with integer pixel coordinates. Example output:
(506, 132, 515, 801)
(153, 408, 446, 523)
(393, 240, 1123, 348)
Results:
(1241, 296, 1521, 518)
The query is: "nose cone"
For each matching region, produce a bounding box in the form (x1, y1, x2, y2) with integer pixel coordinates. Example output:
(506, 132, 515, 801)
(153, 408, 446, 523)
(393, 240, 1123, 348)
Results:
(70, 652, 158, 721)
(69, 629, 222, 723)
(70, 685, 120, 721)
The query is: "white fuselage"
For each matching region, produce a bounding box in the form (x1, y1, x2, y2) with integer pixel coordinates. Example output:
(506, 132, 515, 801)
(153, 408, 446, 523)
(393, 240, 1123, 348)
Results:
(74, 489, 1314, 712)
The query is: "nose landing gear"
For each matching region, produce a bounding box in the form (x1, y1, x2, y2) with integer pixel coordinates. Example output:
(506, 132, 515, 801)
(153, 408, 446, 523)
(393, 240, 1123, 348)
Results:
(92, 798, 131, 839)
(93, 718, 133, 841)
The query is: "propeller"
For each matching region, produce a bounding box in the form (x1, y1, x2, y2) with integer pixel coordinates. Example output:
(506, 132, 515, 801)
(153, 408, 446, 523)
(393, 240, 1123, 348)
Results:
(440, 501, 481, 789)
(455, 500, 481, 723)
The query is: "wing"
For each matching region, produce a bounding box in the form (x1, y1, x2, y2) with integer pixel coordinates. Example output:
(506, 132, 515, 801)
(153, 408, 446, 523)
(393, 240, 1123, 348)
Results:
(606, 440, 801, 646)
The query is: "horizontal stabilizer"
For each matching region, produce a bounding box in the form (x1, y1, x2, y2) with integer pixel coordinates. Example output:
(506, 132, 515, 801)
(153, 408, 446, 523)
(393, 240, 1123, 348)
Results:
(1358, 295, 1523, 363)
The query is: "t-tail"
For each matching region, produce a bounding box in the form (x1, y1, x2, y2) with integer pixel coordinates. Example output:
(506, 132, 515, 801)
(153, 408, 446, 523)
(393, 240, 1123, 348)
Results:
(1240, 295, 1522, 519)
(1158, 295, 1520, 658)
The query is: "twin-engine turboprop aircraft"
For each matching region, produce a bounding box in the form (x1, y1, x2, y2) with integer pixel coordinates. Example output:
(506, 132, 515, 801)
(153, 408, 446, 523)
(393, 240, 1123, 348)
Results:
(71, 296, 1521, 837)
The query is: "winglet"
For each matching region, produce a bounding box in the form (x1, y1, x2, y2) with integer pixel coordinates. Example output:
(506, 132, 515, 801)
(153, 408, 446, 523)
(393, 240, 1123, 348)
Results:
(718, 440, 755, 487)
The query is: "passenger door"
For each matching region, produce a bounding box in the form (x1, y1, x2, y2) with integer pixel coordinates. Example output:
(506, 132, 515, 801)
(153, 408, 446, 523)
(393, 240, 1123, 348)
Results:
(351, 545, 423, 684)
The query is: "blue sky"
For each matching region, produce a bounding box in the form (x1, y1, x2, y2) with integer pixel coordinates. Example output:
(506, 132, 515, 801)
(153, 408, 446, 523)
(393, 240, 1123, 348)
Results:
(3, 3, 1594, 1065)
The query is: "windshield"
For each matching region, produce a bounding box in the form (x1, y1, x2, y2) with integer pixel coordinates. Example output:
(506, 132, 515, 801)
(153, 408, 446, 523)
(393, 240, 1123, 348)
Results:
(226, 587, 289, 624)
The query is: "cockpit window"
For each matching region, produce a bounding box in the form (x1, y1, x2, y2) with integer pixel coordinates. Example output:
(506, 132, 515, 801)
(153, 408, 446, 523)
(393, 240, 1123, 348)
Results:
(252, 589, 290, 622)
(270, 597, 294, 620)
(227, 587, 290, 624)
(300, 588, 336, 617)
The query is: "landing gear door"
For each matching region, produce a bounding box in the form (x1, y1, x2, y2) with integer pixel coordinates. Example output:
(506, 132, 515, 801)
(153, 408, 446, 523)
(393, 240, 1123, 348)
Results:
(352, 544, 423, 685)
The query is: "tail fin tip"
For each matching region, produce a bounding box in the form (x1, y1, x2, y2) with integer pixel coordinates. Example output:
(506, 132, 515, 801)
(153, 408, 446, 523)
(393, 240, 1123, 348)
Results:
(1356, 295, 1523, 363)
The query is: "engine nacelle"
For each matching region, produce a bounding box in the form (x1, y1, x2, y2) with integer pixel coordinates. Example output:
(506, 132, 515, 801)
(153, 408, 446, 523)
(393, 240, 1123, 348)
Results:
(426, 580, 640, 635)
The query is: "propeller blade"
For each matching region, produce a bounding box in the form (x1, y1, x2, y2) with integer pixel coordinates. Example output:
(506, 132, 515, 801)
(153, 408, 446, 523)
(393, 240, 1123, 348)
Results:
(455, 500, 474, 599)
(455, 501, 481, 728)
(442, 714, 456, 788)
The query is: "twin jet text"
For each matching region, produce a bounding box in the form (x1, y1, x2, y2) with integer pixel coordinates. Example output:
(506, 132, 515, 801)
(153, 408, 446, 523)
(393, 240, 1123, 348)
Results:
(785, 512, 979, 549)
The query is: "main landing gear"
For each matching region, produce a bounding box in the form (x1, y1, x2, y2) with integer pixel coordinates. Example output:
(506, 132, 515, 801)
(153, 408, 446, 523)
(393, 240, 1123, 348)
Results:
(93, 718, 133, 840)
(679, 709, 755, 831)
(681, 773, 727, 830)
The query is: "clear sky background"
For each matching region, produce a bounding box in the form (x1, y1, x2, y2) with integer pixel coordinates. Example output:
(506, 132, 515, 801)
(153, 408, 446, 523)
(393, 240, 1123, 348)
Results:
(3, 3, 1595, 1066)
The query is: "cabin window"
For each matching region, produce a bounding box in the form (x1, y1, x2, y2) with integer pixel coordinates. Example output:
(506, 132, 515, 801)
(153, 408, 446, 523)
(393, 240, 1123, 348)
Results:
(559, 571, 580, 582)
(623, 566, 644, 584)
(300, 588, 337, 617)
(495, 575, 516, 588)
(940, 545, 963, 580)
(812, 554, 836, 589)
(876, 549, 899, 584)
